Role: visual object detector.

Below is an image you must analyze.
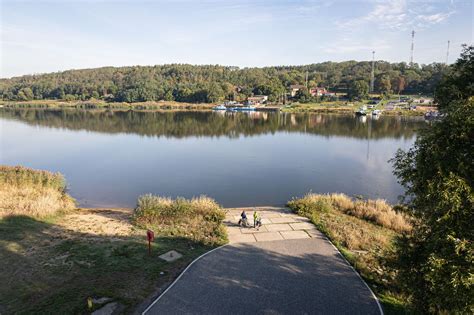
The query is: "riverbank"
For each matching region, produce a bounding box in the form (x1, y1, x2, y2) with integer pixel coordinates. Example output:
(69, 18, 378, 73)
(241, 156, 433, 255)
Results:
(281, 102, 431, 116)
(0, 99, 215, 111)
(0, 166, 227, 313)
(1, 99, 432, 116)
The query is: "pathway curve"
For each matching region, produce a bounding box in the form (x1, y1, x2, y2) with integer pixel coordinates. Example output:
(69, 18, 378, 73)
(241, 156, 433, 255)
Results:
(144, 207, 382, 314)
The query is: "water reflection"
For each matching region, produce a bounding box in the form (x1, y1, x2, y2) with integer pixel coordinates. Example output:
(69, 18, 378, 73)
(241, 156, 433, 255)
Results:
(0, 108, 422, 140)
(0, 108, 425, 207)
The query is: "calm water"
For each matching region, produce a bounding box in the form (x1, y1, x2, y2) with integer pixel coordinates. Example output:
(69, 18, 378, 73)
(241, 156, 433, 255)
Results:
(0, 108, 425, 207)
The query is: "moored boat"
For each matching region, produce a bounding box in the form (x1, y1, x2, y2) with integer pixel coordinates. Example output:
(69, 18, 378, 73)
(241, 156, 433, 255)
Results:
(372, 109, 381, 115)
(213, 104, 227, 110)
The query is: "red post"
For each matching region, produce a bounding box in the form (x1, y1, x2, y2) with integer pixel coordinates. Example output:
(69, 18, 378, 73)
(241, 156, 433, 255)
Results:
(147, 230, 155, 255)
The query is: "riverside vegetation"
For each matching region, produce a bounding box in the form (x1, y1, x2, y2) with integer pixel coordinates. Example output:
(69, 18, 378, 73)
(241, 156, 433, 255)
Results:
(0, 165, 227, 313)
(287, 193, 412, 313)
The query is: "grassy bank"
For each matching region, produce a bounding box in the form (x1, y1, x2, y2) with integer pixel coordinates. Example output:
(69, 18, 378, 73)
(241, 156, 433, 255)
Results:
(0, 166, 227, 313)
(282, 102, 427, 116)
(0, 99, 214, 111)
(287, 193, 413, 314)
(0, 165, 75, 218)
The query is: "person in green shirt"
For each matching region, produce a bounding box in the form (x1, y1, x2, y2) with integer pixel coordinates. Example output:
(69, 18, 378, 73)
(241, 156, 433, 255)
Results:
(253, 209, 262, 229)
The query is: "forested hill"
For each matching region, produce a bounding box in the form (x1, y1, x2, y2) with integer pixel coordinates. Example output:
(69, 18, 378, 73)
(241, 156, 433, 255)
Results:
(0, 61, 447, 103)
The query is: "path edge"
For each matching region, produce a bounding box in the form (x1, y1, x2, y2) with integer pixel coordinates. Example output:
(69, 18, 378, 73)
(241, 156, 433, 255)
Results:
(323, 236, 385, 315)
(141, 244, 228, 314)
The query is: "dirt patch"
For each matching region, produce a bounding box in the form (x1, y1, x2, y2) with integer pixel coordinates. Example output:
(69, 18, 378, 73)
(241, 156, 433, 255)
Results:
(56, 208, 136, 238)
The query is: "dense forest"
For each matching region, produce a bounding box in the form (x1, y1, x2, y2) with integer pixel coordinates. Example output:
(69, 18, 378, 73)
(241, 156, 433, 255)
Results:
(0, 61, 447, 103)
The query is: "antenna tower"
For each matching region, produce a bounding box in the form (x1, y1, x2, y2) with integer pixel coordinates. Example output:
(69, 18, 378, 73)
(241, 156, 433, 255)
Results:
(370, 51, 375, 93)
(410, 30, 415, 66)
(446, 40, 450, 64)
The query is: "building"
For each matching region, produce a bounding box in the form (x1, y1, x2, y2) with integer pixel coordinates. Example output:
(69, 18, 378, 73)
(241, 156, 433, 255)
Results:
(247, 95, 268, 105)
(309, 87, 336, 97)
(289, 84, 305, 97)
(309, 87, 327, 96)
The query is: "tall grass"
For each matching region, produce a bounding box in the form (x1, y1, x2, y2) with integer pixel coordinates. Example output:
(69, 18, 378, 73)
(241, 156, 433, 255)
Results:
(290, 193, 411, 233)
(133, 194, 227, 245)
(0, 165, 75, 217)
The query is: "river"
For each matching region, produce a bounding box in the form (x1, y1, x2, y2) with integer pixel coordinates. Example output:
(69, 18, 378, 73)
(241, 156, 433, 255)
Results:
(0, 108, 426, 207)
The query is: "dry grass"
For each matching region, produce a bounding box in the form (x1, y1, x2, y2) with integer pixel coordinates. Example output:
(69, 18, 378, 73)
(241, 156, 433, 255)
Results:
(347, 199, 411, 233)
(293, 193, 411, 233)
(0, 165, 75, 218)
(133, 194, 227, 245)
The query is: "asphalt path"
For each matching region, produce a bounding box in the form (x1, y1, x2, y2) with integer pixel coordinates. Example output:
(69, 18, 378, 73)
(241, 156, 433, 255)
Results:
(144, 236, 382, 314)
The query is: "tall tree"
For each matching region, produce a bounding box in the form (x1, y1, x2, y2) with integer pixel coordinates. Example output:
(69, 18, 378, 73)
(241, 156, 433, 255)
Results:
(348, 80, 369, 100)
(391, 45, 474, 313)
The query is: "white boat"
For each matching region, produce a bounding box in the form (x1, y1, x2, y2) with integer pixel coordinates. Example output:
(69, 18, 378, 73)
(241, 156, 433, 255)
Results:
(372, 109, 381, 115)
(231, 105, 256, 111)
(355, 106, 367, 115)
(213, 104, 227, 110)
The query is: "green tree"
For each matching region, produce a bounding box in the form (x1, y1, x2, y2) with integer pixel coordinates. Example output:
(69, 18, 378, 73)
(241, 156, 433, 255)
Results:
(347, 80, 369, 100)
(376, 75, 392, 96)
(294, 88, 312, 103)
(391, 46, 474, 313)
(17, 87, 34, 101)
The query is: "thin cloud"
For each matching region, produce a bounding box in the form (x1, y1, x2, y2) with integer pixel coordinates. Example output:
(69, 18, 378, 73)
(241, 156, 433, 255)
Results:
(337, 0, 455, 31)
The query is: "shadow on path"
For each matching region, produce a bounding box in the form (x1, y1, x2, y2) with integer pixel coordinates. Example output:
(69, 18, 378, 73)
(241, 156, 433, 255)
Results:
(147, 238, 381, 314)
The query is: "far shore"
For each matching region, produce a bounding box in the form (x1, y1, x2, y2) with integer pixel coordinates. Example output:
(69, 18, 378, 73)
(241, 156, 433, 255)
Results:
(0, 99, 434, 116)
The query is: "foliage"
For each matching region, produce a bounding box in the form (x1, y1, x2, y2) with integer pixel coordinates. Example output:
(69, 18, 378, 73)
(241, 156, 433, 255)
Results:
(391, 46, 474, 313)
(0, 61, 448, 103)
(133, 194, 227, 246)
(0, 165, 75, 217)
(348, 80, 369, 100)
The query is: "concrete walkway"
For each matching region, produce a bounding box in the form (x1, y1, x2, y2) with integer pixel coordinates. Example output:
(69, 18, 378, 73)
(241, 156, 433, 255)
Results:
(225, 207, 322, 243)
(144, 207, 382, 314)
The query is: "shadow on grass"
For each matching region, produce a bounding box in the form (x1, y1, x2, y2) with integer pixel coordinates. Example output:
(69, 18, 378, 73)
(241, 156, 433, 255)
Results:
(0, 214, 214, 314)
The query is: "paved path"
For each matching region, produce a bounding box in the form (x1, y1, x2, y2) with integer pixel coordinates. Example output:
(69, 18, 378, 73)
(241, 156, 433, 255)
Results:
(225, 207, 321, 243)
(144, 207, 382, 314)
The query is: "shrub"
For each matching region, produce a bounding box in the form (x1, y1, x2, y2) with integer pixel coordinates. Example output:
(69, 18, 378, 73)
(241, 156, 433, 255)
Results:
(133, 194, 226, 245)
(0, 165, 75, 217)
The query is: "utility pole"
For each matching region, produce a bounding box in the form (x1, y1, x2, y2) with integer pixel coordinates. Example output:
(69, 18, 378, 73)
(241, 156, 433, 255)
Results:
(410, 30, 415, 66)
(305, 71, 309, 89)
(370, 51, 375, 93)
(446, 40, 450, 64)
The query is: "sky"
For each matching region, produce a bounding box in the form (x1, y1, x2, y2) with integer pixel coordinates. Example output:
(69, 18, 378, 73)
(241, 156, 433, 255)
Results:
(0, 0, 473, 78)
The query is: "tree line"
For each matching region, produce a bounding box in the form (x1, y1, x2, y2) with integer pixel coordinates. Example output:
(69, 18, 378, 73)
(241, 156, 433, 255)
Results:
(0, 61, 448, 103)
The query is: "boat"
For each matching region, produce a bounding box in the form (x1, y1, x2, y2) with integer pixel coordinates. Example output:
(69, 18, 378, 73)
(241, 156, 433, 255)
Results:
(355, 106, 367, 115)
(424, 111, 440, 120)
(372, 109, 381, 115)
(231, 105, 256, 111)
(213, 104, 227, 111)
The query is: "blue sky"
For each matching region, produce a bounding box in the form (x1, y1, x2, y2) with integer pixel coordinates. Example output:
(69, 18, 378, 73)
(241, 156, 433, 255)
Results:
(1, 0, 472, 78)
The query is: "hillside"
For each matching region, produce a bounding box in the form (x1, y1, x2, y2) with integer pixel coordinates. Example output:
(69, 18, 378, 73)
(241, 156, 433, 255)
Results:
(0, 61, 447, 103)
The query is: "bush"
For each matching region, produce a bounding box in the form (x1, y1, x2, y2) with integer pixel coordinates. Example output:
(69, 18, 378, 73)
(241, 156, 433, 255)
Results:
(133, 194, 227, 245)
(0, 165, 75, 217)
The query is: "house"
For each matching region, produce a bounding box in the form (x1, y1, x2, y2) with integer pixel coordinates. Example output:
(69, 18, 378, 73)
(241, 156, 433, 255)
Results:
(309, 87, 336, 97)
(247, 95, 268, 105)
(309, 87, 327, 96)
(289, 84, 306, 97)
